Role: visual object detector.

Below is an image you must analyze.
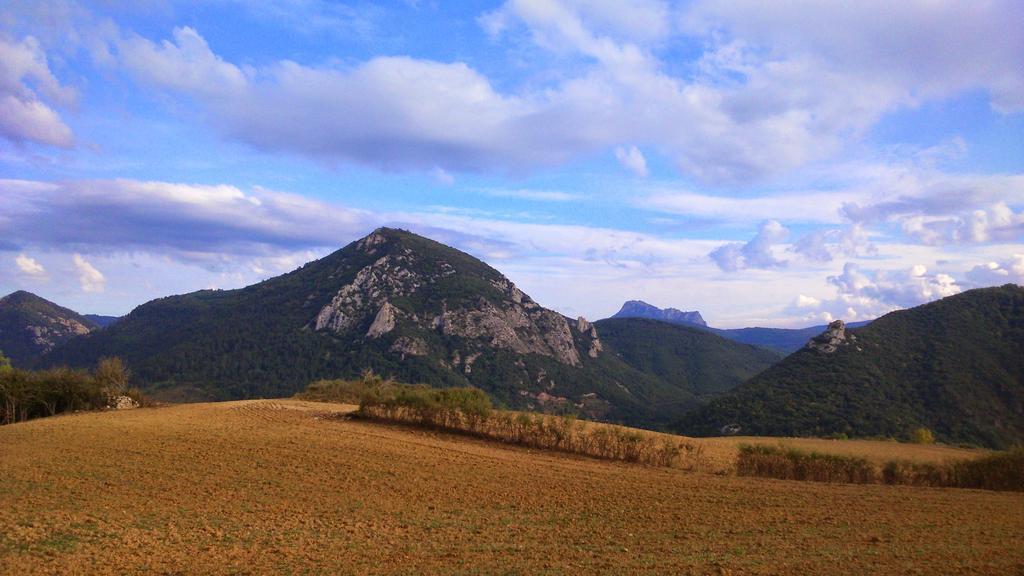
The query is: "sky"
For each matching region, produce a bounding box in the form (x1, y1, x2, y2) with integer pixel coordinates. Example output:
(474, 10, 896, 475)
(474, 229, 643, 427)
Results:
(1, 0, 1022, 328)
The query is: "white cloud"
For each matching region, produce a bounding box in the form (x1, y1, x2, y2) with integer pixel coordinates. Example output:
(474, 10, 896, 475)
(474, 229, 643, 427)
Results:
(644, 189, 861, 224)
(73, 254, 105, 293)
(485, 0, 671, 44)
(102, 0, 1024, 183)
(483, 188, 579, 202)
(0, 35, 75, 147)
(431, 167, 455, 186)
(683, 0, 1024, 112)
(792, 224, 876, 263)
(709, 219, 788, 271)
(117, 27, 248, 98)
(15, 254, 45, 276)
(614, 145, 648, 177)
(0, 178, 376, 259)
(965, 254, 1024, 286)
(784, 261, 963, 324)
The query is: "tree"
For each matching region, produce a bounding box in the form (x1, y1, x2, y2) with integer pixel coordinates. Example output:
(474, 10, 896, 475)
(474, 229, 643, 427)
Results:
(95, 357, 130, 396)
(911, 427, 935, 445)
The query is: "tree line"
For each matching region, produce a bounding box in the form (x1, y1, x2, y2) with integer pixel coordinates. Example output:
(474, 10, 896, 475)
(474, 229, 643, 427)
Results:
(0, 349, 145, 425)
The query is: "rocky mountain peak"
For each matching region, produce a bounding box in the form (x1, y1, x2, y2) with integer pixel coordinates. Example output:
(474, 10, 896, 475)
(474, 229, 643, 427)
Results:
(805, 319, 856, 353)
(0, 290, 99, 366)
(310, 228, 590, 368)
(612, 300, 707, 327)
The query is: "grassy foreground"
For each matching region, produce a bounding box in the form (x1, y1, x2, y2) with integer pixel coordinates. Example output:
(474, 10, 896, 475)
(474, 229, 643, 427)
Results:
(2, 400, 1023, 575)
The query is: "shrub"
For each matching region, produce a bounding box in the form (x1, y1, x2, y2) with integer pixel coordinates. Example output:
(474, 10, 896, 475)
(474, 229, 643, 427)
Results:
(125, 387, 156, 408)
(911, 427, 935, 445)
(737, 444, 876, 484)
(738, 444, 1023, 492)
(949, 447, 1024, 492)
(95, 357, 131, 397)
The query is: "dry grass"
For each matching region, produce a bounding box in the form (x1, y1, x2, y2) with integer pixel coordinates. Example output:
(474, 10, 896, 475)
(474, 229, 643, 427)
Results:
(1, 399, 1023, 575)
(737, 445, 1024, 491)
(698, 435, 989, 474)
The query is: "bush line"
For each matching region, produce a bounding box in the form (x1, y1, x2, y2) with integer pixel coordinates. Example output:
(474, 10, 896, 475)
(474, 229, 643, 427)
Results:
(0, 357, 150, 425)
(300, 374, 705, 469)
(737, 444, 1024, 492)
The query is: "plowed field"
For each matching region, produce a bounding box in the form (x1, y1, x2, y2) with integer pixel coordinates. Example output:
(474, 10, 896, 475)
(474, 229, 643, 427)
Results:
(2, 400, 1021, 575)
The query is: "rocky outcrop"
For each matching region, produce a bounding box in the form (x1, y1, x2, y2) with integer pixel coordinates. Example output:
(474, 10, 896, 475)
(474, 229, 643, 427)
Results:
(436, 298, 581, 366)
(25, 317, 92, 353)
(806, 320, 856, 353)
(390, 336, 428, 358)
(366, 302, 398, 339)
(577, 316, 603, 358)
(312, 250, 454, 335)
(109, 395, 139, 410)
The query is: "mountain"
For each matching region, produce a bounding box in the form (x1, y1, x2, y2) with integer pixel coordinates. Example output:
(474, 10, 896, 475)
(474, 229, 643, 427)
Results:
(708, 322, 871, 354)
(594, 318, 781, 400)
(0, 291, 99, 366)
(84, 314, 121, 328)
(676, 285, 1024, 448)
(608, 299, 869, 353)
(612, 301, 706, 327)
(44, 228, 780, 428)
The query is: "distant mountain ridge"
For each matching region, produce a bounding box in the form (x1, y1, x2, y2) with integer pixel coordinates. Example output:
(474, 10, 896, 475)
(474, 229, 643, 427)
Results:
(612, 300, 706, 326)
(608, 299, 870, 353)
(0, 291, 99, 366)
(43, 228, 779, 429)
(84, 314, 121, 328)
(708, 322, 871, 354)
(676, 284, 1024, 448)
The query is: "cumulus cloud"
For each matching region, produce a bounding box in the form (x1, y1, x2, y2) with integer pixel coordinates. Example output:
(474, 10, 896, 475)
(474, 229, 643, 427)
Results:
(99, 0, 1023, 182)
(785, 262, 963, 324)
(829, 262, 959, 308)
(73, 254, 105, 293)
(614, 145, 648, 177)
(118, 27, 248, 98)
(965, 254, 1024, 286)
(840, 171, 1024, 246)
(0, 35, 76, 148)
(709, 220, 789, 272)
(683, 0, 1024, 112)
(792, 224, 875, 263)
(15, 254, 45, 276)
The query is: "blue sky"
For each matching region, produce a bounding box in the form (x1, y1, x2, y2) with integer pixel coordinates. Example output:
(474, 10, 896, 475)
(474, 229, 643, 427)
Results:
(1, 0, 1022, 327)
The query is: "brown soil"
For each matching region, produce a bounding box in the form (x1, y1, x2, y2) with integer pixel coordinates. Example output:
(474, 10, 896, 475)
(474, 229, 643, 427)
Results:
(1, 400, 1021, 575)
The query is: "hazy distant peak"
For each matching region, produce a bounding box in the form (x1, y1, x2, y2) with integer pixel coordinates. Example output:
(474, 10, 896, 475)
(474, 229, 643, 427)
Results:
(612, 300, 707, 327)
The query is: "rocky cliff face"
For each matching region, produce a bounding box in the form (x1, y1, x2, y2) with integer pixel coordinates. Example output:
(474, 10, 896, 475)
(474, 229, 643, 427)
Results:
(612, 300, 707, 327)
(805, 320, 857, 353)
(310, 229, 598, 369)
(0, 291, 99, 366)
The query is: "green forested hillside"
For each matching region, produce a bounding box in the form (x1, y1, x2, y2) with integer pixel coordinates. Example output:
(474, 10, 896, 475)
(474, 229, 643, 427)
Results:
(0, 291, 99, 366)
(595, 318, 781, 398)
(43, 228, 779, 429)
(676, 285, 1024, 448)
